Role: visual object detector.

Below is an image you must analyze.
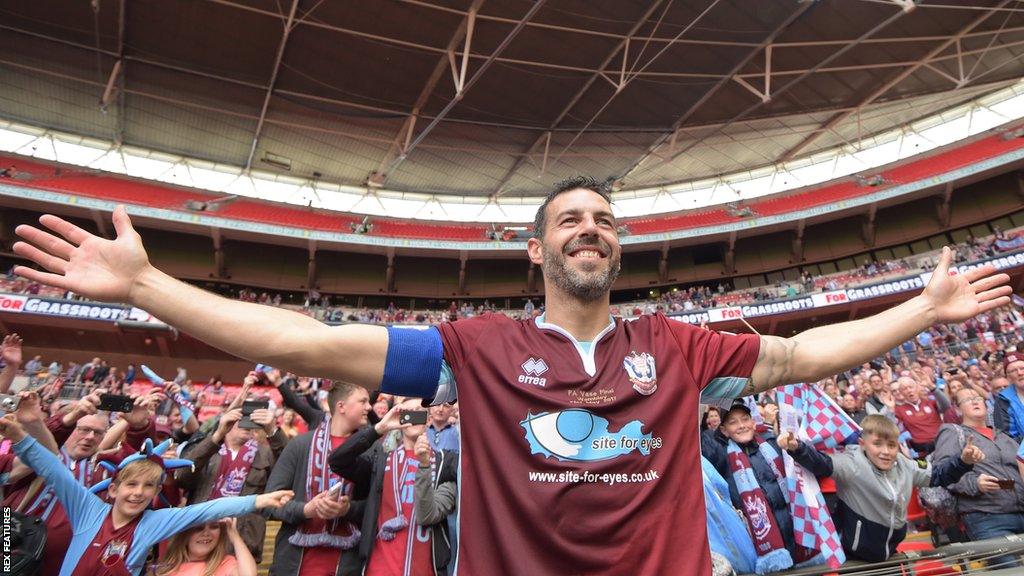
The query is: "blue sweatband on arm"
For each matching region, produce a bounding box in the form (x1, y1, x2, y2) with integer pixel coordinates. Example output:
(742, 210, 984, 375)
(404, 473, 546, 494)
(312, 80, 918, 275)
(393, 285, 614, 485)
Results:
(383, 326, 444, 399)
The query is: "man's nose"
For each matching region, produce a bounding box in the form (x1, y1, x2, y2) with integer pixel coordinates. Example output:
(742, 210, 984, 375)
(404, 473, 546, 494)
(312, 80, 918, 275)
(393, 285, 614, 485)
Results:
(577, 214, 600, 236)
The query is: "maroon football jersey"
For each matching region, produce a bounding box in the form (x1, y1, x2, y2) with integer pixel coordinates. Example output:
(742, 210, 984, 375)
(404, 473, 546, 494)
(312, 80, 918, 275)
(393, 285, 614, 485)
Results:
(436, 312, 760, 575)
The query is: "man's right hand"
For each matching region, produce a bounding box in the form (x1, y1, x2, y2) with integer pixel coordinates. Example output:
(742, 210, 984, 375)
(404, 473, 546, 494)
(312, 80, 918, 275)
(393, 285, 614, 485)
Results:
(776, 431, 800, 452)
(1, 334, 23, 368)
(13, 206, 153, 304)
(62, 387, 106, 426)
(213, 408, 243, 444)
(0, 414, 27, 442)
(374, 404, 409, 436)
(303, 491, 350, 519)
(977, 473, 1002, 493)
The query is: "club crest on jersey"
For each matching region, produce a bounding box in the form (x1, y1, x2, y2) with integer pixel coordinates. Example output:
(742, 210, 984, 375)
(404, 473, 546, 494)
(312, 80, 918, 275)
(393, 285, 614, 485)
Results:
(623, 351, 657, 396)
(101, 538, 129, 566)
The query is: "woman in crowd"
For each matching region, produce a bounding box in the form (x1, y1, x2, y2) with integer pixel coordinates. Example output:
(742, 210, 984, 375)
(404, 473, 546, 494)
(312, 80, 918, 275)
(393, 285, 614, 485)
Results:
(278, 409, 300, 440)
(933, 385, 1024, 568)
(700, 406, 722, 432)
(156, 518, 256, 576)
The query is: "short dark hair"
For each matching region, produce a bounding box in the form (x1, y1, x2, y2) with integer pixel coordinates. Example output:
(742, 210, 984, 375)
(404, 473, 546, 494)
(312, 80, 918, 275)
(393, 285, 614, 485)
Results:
(532, 176, 612, 240)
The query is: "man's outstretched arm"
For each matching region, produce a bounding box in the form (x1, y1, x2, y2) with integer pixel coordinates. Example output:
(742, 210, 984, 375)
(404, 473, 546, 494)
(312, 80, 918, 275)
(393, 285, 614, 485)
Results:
(743, 246, 1011, 396)
(13, 206, 388, 388)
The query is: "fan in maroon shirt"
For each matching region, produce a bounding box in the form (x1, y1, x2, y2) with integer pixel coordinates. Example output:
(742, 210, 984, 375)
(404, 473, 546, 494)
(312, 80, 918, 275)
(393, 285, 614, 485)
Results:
(12, 177, 1014, 575)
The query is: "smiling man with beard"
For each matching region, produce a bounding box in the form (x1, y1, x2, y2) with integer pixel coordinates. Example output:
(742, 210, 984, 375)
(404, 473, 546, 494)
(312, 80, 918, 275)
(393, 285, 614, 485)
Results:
(12, 176, 1014, 575)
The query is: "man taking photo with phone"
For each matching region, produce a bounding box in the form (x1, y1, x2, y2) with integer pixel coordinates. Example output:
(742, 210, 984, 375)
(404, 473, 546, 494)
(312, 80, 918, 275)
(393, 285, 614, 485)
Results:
(329, 399, 457, 576)
(175, 400, 287, 562)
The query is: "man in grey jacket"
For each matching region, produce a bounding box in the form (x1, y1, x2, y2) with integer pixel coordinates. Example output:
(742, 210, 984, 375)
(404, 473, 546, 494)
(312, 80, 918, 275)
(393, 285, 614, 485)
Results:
(933, 387, 1024, 568)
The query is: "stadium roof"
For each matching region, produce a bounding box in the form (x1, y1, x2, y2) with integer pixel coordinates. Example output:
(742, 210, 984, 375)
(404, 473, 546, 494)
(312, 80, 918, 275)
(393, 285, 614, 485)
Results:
(3, 0, 1024, 212)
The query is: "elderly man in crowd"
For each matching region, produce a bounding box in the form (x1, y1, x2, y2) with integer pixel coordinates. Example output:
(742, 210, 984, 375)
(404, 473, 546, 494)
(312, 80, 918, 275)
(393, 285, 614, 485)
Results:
(934, 386, 1024, 568)
(893, 375, 950, 455)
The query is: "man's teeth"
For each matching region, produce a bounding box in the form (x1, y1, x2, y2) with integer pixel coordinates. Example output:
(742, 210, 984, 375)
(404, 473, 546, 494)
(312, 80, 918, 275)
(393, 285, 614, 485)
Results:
(573, 250, 601, 258)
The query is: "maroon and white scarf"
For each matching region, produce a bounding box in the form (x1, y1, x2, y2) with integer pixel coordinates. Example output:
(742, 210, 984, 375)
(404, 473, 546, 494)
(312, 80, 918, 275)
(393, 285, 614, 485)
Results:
(208, 438, 259, 500)
(726, 437, 794, 572)
(377, 448, 422, 541)
(288, 416, 361, 549)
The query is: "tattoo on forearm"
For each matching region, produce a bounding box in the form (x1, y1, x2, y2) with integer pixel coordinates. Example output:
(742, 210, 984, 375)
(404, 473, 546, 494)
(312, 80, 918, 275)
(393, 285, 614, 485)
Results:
(742, 336, 799, 396)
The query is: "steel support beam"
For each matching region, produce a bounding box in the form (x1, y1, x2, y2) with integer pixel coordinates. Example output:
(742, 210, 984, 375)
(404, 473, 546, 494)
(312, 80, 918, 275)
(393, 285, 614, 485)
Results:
(792, 219, 805, 263)
(617, 2, 816, 184)
(458, 251, 468, 295)
(862, 203, 878, 247)
(936, 182, 954, 227)
(370, 0, 486, 186)
(211, 227, 227, 279)
(244, 0, 301, 171)
(90, 209, 112, 239)
(385, 248, 396, 294)
(630, 4, 910, 179)
(381, 0, 547, 178)
(114, 0, 127, 144)
(777, 0, 1013, 163)
(489, 1, 667, 197)
(307, 240, 317, 290)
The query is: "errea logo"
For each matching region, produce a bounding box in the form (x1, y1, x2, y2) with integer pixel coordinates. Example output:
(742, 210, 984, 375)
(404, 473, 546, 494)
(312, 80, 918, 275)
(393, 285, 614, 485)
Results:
(519, 357, 548, 387)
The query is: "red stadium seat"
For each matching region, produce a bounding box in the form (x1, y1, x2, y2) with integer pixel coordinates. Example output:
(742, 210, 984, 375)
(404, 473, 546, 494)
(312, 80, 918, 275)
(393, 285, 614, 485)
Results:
(5, 129, 1024, 241)
(906, 487, 928, 529)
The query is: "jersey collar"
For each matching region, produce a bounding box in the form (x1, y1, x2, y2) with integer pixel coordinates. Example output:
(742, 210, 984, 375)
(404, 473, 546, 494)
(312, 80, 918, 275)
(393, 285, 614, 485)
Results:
(534, 313, 616, 377)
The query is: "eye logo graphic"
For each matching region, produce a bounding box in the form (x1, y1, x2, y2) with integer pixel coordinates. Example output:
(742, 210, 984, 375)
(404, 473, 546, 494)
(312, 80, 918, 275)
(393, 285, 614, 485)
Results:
(520, 408, 661, 462)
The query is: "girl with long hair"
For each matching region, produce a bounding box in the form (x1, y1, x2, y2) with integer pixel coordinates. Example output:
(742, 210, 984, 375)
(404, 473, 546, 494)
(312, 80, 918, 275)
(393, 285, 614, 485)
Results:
(155, 518, 255, 576)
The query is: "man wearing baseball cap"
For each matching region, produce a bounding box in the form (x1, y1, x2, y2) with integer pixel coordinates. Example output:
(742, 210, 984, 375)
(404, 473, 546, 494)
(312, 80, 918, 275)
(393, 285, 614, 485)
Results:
(993, 352, 1024, 442)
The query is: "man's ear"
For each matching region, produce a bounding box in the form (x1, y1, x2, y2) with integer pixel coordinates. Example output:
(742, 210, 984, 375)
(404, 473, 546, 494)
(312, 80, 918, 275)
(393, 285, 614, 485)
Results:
(526, 237, 544, 266)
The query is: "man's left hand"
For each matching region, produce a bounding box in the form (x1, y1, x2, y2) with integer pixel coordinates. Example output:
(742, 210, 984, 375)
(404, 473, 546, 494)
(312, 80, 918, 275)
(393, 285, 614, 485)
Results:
(923, 246, 1012, 324)
(250, 408, 277, 435)
(414, 433, 432, 465)
(1, 334, 23, 367)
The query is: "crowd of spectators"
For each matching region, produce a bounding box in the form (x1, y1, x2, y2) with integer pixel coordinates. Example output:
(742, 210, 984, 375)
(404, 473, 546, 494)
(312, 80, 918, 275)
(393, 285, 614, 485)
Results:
(696, 304, 1024, 573)
(3, 229, 1021, 330)
(0, 224, 1023, 574)
(1, 299, 1022, 574)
